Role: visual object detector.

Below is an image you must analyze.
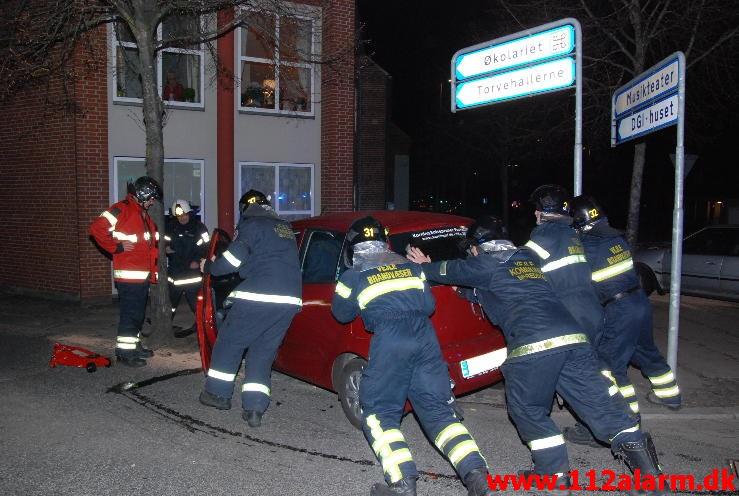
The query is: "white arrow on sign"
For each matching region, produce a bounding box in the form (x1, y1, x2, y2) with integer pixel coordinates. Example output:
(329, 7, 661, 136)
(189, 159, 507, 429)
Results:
(616, 94, 679, 143)
(455, 24, 575, 81)
(455, 58, 575, 109)
(614, 58, 679, 118)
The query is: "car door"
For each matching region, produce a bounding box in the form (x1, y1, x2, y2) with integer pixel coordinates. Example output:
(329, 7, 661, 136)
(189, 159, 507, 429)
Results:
(680, 227, 723, 294)
(719, 227, 739, 298)
(273, 229, 348, 388)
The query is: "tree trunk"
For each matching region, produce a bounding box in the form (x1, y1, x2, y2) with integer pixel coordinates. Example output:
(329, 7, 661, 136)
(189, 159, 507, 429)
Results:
(500, 163, 509, 227)
(136, 29, 171, 337)
(626, 142, 646, 246)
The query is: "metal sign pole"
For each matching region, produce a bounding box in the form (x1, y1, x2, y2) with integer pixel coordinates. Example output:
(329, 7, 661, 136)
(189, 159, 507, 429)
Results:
(610, 51, 685, 377)
(666, 52, 687, 375)
(573, 20, 583, 195)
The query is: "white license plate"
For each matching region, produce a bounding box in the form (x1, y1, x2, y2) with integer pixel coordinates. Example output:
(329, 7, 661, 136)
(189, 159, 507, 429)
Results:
(460, 348, 508, 379)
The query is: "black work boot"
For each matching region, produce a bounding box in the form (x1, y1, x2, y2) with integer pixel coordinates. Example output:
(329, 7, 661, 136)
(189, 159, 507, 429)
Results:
(463, 468, 493, 496)
(174, 324, 196, 338)
(646, 391, 682, 410)
(115, 351, 146, 368)
(563, 422, 602, 448)
(135, 343, 154, 358)
(199, 390, 232, 410)
(370, 477, 417, 496)
(615, 433, 664, 495)
(242, 410, 263, 428)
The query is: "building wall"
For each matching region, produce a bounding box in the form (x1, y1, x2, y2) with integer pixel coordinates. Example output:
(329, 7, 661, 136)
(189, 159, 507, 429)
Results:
(0, 26, 109, 302)
(320, 0, 355, 213)
(106, 22, 219, 231)
(0, 0, 356, 300)
(232, 1, 322, 217)
(357, 58, 389, 210)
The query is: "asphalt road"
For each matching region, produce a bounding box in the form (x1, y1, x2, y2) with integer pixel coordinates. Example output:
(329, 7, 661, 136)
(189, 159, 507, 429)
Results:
(0, 294, 737, 495)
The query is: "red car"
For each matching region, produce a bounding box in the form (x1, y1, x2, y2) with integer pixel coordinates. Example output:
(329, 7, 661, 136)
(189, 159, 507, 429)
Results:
(197, 211, 507, 428)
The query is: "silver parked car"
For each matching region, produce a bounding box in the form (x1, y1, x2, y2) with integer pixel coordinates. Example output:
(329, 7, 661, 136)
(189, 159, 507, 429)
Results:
(633, 225, 739, 301)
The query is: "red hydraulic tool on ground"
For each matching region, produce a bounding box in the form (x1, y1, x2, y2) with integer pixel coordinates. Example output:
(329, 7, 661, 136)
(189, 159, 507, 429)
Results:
(49, 343, 112, 373)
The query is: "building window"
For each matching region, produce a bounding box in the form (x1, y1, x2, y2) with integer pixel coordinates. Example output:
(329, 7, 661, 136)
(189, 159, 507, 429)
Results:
(112, 17, 205, 108)
(238, 9, 314, 115)
(239, 162, 313, 220)
(114, 157, 206, 223)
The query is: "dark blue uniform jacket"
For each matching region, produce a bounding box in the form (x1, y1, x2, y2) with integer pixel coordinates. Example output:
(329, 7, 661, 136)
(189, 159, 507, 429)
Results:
(210, 205, 301, 300)
(166, 216, 209, 278)
(331, 261, 435, 331)
(422, 248, 587, 363)
(580, 221, 640, 301)
(526, 218, 592, 294)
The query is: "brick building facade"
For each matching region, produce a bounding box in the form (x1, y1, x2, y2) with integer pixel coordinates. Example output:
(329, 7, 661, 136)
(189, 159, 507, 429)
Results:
(357, 57, 391, 210)
(0, 1, 358, 303)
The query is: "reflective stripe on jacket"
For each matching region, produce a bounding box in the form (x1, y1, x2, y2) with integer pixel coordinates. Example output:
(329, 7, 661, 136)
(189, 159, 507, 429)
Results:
(89, 194, 158, 283)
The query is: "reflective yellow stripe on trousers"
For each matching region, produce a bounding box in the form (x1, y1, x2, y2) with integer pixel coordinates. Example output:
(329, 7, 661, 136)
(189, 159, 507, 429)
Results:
(366, 415, 413, 483)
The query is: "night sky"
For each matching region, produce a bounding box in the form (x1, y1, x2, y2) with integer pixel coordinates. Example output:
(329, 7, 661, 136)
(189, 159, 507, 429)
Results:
(357, 0, 739, 243)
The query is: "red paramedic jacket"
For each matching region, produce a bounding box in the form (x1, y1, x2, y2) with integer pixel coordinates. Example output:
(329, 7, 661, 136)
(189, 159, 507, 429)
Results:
(89, 194, 159, 283)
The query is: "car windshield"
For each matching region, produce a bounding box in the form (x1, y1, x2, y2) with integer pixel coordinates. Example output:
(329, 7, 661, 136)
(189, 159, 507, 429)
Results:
(389, 226, 469, 262)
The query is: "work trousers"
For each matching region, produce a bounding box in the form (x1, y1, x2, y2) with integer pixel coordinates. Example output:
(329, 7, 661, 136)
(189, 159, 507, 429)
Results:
(168, 282, 199, 316)
(502, 346, 642, 476)
(114, 281, 150, 355)
(205, 301, 298, 413)
(360, 316, 487, 484)
(598, 294, 644, 413)
(629, 292, 681, 407)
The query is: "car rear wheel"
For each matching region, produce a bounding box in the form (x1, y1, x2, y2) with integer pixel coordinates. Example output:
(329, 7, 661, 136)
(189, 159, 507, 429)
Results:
(636, 263, 657, 296)
(338, 358, 366, 430)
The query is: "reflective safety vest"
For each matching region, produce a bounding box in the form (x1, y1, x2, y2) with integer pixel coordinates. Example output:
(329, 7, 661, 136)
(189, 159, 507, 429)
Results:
(89, 194, 159, 283)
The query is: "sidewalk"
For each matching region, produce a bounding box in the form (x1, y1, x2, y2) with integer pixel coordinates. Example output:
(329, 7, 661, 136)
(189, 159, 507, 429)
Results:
(0, 291, 737, 417)
(0, 292, 200, 361)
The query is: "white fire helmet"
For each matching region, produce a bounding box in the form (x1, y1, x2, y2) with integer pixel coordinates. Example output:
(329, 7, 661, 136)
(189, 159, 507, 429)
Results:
(171, 199, 192, 216)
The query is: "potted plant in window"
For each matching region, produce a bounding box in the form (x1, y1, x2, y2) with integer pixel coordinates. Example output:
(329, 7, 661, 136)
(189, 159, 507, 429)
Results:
(183, 87, 195, 103)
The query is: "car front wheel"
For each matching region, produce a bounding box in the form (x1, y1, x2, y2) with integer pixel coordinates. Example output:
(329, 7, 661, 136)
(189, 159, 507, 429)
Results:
(338, 358, 366, 430)
(636, 263, 657, 296)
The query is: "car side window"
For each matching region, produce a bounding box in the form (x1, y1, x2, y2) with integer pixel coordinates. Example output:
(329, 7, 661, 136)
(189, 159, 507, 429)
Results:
(684, 228, 734, 256)
(301, 230, 343, 283)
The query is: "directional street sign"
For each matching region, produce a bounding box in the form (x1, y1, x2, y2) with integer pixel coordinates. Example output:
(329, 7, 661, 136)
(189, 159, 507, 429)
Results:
(612, 54, 682, 145)
(455, 57, 575, 109)
(450, 18, 584, 194)
(454, 24, 575, 81)
(613, 58, 679, 118)
(616, 93, 678, 143)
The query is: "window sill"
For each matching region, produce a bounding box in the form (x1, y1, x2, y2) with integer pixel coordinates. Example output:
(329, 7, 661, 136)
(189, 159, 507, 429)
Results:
(112, 98, 205, 112)
(238, 107, 315, 120)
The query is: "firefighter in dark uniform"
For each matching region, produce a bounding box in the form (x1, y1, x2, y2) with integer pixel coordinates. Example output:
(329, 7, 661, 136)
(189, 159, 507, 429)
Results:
(408, 216, 666, 496)
(165, 199, 210, 338)
(570, 195, 681, 412)
(526, 184, 604, 341)
(198, 190, 302, 428)
(331, 216, 493, 496)
(527, 184, 606, 445)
